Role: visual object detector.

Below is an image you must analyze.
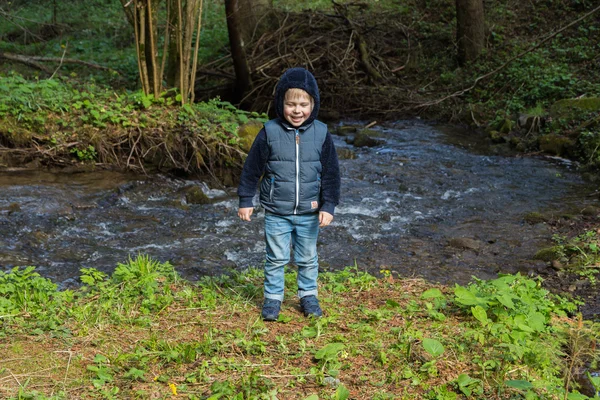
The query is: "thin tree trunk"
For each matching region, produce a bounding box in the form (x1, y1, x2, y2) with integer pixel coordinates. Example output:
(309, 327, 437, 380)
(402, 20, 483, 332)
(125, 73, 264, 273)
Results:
(225, 0, 252, 104)
(456, 0, 485, 66)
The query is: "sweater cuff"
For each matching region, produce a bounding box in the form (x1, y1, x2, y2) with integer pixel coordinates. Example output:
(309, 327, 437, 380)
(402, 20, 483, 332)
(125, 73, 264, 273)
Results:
(320, 202, 336, 216)
(239, 196, 254, 208)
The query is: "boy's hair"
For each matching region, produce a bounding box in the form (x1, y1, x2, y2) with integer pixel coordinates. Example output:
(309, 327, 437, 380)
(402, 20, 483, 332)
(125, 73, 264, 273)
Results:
(284, 88, 314, 107)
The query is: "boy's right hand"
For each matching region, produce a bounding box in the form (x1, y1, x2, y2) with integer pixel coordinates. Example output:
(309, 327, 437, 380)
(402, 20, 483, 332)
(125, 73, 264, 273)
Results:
(238, 207, 254, 221)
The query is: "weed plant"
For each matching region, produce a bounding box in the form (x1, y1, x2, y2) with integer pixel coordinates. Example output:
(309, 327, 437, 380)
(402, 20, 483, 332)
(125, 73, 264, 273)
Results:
(1, 255, 599, 399)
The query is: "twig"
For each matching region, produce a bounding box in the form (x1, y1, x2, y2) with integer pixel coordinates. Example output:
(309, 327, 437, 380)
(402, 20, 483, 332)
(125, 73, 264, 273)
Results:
(49, 41, 68, 80)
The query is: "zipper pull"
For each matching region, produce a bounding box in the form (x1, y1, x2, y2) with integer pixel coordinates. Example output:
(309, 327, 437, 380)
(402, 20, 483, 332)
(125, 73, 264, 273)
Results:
(295, 129, 300, 145)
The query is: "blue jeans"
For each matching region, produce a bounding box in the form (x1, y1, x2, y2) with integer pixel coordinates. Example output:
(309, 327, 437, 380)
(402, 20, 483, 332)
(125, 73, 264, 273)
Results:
(263, 212, 320, 301)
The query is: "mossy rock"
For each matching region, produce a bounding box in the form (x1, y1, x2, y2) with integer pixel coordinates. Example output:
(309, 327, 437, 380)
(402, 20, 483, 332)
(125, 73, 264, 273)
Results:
(488, 130, 506, 143)
(237, 120, 264, 152)
(534, 246, 563, 262)
(333, 125, 358, 136)
(353, 129, 384, 148)
(184, 186, 212, 205)
(581, 206, 599, 216)
(499, 118, 515, 134)
(550, 97, 600, 117)
(523, 212, 549, 224)
(538, 134, 575, 156)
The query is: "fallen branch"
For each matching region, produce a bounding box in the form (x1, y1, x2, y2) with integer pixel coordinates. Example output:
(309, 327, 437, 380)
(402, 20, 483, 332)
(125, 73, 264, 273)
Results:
(0, 52, 119, 73)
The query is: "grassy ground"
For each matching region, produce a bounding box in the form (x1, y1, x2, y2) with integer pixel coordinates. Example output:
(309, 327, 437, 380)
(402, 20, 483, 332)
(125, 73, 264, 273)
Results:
(1, 256, 599, 399)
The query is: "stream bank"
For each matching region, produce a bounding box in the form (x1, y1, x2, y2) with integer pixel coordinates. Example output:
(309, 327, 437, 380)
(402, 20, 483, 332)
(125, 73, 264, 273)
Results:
(0, 120, 598, 319)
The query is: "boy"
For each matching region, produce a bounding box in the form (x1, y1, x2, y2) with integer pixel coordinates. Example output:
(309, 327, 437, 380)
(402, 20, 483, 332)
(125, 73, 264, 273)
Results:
(237, 67, 341, 321)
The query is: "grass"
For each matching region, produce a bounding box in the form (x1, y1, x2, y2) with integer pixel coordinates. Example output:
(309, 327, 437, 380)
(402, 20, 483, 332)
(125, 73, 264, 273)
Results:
(1, 256, 599, 399)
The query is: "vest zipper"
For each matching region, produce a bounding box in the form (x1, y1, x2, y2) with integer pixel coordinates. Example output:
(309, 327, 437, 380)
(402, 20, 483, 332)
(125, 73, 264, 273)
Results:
(294, 129, 300, 214)
(269, 176, 275, 201)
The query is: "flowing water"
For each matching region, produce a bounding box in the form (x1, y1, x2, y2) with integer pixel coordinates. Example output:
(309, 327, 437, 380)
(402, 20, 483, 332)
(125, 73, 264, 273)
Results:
(0, 121, 597, 305)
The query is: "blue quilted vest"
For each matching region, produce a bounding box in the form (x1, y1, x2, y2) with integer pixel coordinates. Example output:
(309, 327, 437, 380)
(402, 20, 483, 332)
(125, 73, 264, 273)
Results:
(259, 119, 328, 215)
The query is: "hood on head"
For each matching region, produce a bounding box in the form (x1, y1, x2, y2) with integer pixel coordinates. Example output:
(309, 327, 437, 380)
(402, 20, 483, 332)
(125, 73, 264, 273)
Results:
(274, 67, 320, 127)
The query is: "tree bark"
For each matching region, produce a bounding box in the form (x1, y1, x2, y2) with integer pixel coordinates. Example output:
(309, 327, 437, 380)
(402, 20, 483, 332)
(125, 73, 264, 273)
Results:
(225, 0, 252, 104)
(237, 0, 272, 43)
(456, 0, 485, 66)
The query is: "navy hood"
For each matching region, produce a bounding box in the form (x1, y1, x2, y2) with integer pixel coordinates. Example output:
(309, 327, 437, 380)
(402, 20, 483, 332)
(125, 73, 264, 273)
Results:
(274, 67, 320, 127)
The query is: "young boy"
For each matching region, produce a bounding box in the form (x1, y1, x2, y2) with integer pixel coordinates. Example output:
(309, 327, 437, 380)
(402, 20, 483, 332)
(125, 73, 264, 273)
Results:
(237, 67, 341, 321)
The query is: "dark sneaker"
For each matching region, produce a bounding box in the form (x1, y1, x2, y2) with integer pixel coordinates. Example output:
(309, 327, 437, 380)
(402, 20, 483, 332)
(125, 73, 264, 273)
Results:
(300, 295, 323, 318)
(261, 299, 281, 321)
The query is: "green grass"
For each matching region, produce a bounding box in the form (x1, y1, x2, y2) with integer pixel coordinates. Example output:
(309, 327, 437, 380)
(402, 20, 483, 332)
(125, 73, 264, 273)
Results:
(1, 255, 598, 399)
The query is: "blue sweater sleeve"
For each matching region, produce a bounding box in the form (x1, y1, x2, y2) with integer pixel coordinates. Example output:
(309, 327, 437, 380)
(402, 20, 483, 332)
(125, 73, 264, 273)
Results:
(237, 128, 269, 208)
(319, 131, 341, 215)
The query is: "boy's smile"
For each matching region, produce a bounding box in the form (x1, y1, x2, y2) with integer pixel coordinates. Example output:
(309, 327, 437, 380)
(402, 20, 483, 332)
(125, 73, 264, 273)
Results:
(283, 91, 313, 127)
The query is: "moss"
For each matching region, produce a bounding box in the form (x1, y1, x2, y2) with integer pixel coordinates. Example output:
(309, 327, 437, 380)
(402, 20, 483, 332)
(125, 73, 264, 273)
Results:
(353, 129, 383, 148)
(237, 120, 263, 152)
(488, 130, 505, 143)
(334, 126, 358, 136)
(534, 246, 563, 262)
(523, 212, 549, 224)
(499, 118, 514, 134)
(538, 134, 575, 156)
(184, 186, 211, 205)
(550, 97, 600, 117)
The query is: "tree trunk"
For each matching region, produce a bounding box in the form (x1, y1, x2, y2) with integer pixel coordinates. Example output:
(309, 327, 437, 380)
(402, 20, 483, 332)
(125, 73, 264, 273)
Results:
(237, 0, 272, 43)
(225, 0, 252, 104)
(456, 0, 485, 66)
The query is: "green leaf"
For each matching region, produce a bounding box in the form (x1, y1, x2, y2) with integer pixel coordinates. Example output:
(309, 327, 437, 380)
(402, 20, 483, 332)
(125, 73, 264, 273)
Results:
(335, 385, 350, 400)
(386, 299, 401, 308)
(303, 395, 319, 400)
(315, 343, 345, 360)
(94, 354, 109, 364)
(422, 338, 444, 357)
(505, 380, 533, 389)
(527, 312, 546, 332)
(471, 305, 488, 325)
(421, 288, 443, 299)
(454, 286, 484, 306)
(497, 293, 515, 309)
(566, 393, 589, 400)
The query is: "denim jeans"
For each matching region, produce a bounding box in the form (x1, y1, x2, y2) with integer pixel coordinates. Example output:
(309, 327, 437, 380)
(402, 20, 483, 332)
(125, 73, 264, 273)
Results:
(263, 212, 320, 301)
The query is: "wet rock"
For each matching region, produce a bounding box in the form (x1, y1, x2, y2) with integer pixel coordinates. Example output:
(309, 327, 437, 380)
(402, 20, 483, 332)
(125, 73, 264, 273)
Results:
(333, 125, 358, 137)
(534, 246, 563, 262)
(517, 114, 544, 132)
(523, 212, 549, 224)
(488, 130, 506, 144)
(550, 260, 564, 270)
(7, 203, 21, 214)
(183, 186, 212, 205)
(352, 129, 384, 148)
(539, 134, 575, 157)
(447, 237, 482, 251)
(336, 148, 357, 160)
(581, 206, 599, 216)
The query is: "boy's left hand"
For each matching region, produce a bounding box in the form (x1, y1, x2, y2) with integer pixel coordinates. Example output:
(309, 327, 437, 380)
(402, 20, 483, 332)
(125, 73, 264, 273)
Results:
(319, 211, 333, 227)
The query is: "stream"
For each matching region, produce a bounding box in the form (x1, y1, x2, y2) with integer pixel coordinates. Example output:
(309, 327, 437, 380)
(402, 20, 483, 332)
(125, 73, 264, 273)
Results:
(0, 120, 598, 317)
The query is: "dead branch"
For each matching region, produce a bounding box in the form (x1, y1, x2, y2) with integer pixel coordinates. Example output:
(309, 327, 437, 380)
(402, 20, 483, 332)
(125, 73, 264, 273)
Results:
(0, 52, 120, 74)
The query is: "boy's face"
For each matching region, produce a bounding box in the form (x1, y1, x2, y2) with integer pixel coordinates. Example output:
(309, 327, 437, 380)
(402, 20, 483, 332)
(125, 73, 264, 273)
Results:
(283, 89, 313, 127)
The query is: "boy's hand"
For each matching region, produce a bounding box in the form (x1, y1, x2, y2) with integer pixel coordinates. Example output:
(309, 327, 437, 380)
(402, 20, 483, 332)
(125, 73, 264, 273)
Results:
(319, 211, 333, 227)
(238, 207, 254, 221)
